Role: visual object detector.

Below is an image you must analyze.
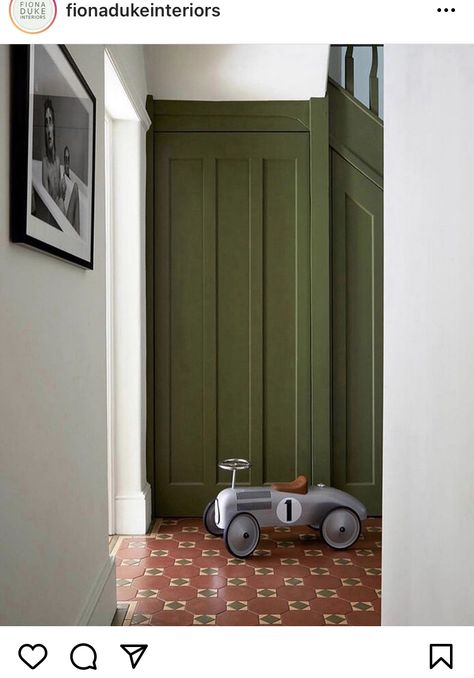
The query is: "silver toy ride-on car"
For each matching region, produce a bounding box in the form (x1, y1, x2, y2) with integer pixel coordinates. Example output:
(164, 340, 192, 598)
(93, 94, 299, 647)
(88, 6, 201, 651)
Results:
(203, 459, 367, 558)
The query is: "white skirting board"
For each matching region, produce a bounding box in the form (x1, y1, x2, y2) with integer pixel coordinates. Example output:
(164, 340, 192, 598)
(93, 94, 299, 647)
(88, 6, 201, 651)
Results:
(76, 555, 116, 626)
(115, 482, 152, 535)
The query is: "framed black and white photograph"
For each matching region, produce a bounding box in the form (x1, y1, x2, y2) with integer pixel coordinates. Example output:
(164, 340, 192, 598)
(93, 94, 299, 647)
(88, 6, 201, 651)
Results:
(11, 45, 96, 269)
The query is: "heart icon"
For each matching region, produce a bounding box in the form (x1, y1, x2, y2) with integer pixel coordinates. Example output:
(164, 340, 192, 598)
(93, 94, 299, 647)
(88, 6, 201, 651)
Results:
(18, 644, 48, 670)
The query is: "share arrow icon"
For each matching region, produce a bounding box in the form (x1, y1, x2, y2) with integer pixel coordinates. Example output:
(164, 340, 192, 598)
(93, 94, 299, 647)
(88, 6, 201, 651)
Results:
(120, 644, 148, 669)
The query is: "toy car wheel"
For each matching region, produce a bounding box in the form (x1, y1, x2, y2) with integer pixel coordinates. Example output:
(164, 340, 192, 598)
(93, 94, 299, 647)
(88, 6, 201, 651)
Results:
(224, 512, 260, 558)
(203, 500, 223, 537)
(320, 507, 361, 550)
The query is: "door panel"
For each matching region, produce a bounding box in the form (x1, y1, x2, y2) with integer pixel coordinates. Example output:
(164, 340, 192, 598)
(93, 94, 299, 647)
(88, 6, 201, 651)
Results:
(332, 151, 383, 514)
(155, 132, 310, 515)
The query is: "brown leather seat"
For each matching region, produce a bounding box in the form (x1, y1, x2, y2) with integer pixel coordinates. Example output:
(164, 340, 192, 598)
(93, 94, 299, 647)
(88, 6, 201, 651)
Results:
(271, 475, 308, 495)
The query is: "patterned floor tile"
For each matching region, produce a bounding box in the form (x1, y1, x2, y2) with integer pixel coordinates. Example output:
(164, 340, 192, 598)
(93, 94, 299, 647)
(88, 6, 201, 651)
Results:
(255, 567, 274, 575)
(217, 611, 259, 625)
(115, 516, 382, 626)
(175, 558, 193, 566)
(259, 614, 282, 625)
(315, 589, 337, 598)
(351, 601, 375, 612)
(131, 613, 152, 625)
(170, 577, 190, 587)
(280, 558, 299, 566)
(333, 557, 352, 566)
(136, 589, 158, 598)
(309, 567, 330, 575)
(324, 613, 347, 625)
(284, 577, 304, 586)
(227, 600, 248, 611)
(197, 589, 218, 598)
(289, 600, 310, 610)
(163, 600, 186, 611)
(193, 614, 216, 625)
(200, 567, 218, 576)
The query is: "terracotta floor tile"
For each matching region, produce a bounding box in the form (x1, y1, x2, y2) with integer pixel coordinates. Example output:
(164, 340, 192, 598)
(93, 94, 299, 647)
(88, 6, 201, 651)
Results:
(158, 586, 197, 602)
(327, 565, 366, 579)
(276, 585, 316, 601)
(117, 586, 139, 601)
(185, 597, 227, 615)
(189, 575, 227, 589)
(132, 575, 171, 590)
(217, 611, 259, 626)
(300, 556, 336, 568)
(302, 575, 342, 589)
(309, 597, 352, 615)
(151, 610, 194, 626)
(219, 585, 258, 602)
(192, 556, 228, 568)
(246, 574, 285, 589)
(280, 610, 325, 626)
(163, 565, 200, 578)
(345, 611, 380, 626)
(137, 556, 175, 568)
(336, 586, 379, 603)
(115, 547, 151, 560)
(116, 565, 146, 579)
(272, 565, 310, 578)
(219, 565, 255, 578)
(247, 597, 289, 615)
(135, 598, 165, 614)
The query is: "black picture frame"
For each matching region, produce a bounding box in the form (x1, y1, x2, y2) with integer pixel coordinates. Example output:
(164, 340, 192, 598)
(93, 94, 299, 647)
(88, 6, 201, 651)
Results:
(10, 45, 96, 269)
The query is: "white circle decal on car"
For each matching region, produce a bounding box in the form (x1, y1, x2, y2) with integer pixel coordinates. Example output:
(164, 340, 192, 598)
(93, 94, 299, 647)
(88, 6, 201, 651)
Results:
(276, 497, 302, 524)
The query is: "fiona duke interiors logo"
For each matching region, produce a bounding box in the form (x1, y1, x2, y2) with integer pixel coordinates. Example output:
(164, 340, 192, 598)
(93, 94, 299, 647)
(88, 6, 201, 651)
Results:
(9, 0, 57, 33)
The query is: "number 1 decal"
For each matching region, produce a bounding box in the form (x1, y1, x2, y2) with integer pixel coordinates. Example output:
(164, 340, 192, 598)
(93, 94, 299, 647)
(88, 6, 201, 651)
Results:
(276, 497, 302, 524)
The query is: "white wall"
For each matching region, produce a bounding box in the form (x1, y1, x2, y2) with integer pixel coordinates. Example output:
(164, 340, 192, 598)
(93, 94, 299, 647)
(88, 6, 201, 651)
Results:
(145, 45, 329, 100)
(383, 45, 474, 625)
(105, 48, 151, 535)
(0, 44, 148, 625)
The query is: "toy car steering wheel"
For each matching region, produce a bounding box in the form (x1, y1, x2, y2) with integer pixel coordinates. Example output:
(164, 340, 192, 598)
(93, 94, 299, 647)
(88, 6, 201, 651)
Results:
(218, 458, 251, 488)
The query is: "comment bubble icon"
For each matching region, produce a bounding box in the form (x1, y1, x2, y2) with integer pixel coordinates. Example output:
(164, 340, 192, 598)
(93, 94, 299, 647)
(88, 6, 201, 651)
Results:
(70, 644, 98, 671)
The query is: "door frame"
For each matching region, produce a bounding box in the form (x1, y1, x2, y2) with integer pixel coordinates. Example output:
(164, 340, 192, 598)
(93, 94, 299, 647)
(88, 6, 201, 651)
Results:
(145, 98, 330, 517)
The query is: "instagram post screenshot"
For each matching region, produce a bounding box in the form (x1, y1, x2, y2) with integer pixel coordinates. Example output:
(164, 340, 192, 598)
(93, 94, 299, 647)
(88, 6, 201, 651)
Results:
(1, 1, 473, 675)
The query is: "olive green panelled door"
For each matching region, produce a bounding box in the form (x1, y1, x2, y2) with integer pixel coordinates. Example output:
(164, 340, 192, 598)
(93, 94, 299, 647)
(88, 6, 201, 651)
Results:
(331, 152, 383, 515)
(154, 132, 312, 515)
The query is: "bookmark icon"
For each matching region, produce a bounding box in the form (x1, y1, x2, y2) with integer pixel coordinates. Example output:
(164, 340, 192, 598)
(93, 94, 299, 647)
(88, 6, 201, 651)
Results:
(120, 644, 148, 669)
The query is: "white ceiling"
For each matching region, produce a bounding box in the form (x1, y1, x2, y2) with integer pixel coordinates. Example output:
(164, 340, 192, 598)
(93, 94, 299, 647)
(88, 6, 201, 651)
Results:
(144, 45, 330, 101)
